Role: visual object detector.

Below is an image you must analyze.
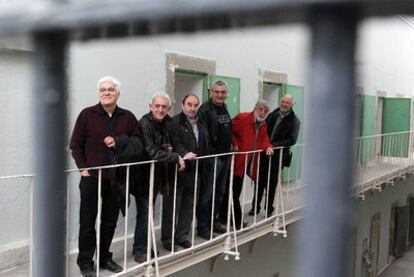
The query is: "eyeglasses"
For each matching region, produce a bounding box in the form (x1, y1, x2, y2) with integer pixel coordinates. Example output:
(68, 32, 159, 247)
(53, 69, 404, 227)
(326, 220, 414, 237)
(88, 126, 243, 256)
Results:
(99, 87, 117, 93)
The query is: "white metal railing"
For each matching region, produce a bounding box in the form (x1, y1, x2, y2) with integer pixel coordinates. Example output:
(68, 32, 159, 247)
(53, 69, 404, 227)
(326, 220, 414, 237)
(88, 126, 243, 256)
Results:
(3, 131, 414, 275)
(354, 130, 414, 199)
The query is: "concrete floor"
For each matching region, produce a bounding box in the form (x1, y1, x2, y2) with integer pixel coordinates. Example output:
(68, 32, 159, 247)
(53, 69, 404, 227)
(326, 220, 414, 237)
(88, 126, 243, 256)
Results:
(379, 246, 414, 277)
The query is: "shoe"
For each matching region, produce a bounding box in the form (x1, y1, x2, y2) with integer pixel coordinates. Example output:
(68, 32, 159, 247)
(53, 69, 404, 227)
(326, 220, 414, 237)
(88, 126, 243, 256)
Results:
(248, 208, 260, 216)
(198, 229, 213, 240)
(134, 250, 159, 263)
(134, 254, 146, 264)
(178, 240, 192, 249)
(100, 259, 122, 273)
(235, 222, 249, 230)
(213, 222, 227, 233)
(80, 264, 96, 277)
(163, 243, 178, 252)
(266, 207, 274, 217)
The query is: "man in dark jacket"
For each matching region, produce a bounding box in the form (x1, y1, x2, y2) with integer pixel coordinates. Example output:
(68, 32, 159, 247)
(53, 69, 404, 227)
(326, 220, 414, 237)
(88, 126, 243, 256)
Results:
(70, 76, 139, 277)
(133, 91, 185, 263)
(161, 94, 210, 251)
(250, 94, 300, 217)
(197, 80, 232, 237)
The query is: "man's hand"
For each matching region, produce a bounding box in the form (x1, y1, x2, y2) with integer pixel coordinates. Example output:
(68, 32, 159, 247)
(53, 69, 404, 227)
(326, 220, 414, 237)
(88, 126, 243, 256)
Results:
(266, 147, 274, 156)
(81, 170, 90, 177)
(178, 156, 186, 171)
(183, 152, 197, 160)
(232, 145, 239, 152)
(104, 136, 116, 148)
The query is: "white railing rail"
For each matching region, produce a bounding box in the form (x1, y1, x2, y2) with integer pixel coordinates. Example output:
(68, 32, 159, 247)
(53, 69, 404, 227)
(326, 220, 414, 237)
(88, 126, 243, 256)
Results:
(3, 130, 414, 275)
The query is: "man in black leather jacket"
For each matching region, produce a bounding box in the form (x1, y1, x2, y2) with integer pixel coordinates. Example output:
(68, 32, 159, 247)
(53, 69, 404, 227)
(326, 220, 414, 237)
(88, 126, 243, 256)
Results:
(161, 94, 210, 251)
(132, 92, 185, 263)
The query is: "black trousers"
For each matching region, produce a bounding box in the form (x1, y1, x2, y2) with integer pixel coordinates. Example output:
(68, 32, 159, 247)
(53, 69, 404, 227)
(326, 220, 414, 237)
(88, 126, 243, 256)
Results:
(77, 176, 120, 267)
(252, 152, 280, 214)
(218, 175, 244, 228)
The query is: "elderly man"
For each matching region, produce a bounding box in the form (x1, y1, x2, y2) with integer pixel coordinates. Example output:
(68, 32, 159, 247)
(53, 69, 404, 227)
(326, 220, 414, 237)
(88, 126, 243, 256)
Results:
(70, 76, 139, 277)
(161, 94, 210, 251)
(250, 94, 301, 217)
(197, 80, 232, 238)
(133, 91, 185, 263)
(217, 100, 273, 230)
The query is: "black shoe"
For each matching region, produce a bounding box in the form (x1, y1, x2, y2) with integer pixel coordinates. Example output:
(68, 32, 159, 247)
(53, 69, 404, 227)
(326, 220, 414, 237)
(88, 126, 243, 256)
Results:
(248, 208, 260, 216)
(266, 207, 274, 217)
(213, 222, 227, 233)
(178, 240, 192, 249)
(198, 229, 213, 240)
(80, 264, 96, 277)
(235, 221, 249, 230)
(163, 243, 178, 252)
(100, 259, 122, 273)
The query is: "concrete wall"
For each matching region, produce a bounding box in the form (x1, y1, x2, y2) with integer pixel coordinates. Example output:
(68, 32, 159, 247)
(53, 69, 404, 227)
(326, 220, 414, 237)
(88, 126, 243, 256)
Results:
(354, 175, 414, 277)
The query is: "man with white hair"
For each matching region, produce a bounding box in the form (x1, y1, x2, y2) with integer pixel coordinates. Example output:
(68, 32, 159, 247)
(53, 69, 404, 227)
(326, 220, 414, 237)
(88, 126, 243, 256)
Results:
(133, 91, 185, 263)
(250, 94, 300, 217)
(70, 76, 139, 276)
(216, 100, 274, 230)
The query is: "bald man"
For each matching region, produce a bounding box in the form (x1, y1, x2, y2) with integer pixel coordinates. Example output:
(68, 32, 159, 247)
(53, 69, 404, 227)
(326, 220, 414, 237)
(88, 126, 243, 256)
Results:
(249, 95, 300, 217)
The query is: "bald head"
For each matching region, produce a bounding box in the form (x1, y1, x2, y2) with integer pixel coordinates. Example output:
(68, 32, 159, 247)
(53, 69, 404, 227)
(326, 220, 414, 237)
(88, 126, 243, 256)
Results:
(279, 94, 294, 114)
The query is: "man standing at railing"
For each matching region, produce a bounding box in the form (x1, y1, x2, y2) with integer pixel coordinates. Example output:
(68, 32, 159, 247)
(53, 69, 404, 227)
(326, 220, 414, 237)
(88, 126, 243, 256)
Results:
(198, 80, 232, 237)
(161, 94, 210, 251)
(216, 100, 274, 230)
(133, 92, 185, 263)
(70, 76, 139, 277)
(250, 94, 300, 217)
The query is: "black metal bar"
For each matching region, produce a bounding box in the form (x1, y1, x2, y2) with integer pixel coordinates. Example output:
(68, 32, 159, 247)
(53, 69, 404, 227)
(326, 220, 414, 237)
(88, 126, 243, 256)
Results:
(32, 30, 68, 277)
(0, 0, 413, 37)
(299, 5, 357, 277)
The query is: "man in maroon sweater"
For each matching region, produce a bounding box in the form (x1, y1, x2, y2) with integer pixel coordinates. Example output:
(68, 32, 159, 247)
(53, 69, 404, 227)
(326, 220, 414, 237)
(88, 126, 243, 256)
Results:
(70, 76, 140, 277)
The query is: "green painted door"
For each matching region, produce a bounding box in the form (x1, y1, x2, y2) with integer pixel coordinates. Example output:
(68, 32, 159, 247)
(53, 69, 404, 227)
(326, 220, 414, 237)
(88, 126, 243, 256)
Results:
(381, 98, 411, 157)
(280, 84, 304, 182)
(209, 75, 240, 118)
(359, 95, 377, 163)
(175, 70, 209, 99)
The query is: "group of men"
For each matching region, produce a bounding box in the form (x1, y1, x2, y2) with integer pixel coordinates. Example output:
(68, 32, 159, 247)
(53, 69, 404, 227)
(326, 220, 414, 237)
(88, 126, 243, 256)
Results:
(70, 76, 300, 277)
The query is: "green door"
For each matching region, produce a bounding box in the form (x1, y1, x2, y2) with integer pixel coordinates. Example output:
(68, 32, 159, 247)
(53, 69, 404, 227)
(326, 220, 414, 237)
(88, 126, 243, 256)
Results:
(280, 84, 304, 181)
(209, 75, 240, 118)
(381, 98, 411, 157)
(358, 95, 377, 163)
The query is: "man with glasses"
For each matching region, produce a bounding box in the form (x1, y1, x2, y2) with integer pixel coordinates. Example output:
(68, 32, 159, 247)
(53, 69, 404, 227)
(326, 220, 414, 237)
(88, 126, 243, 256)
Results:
(70, 76, 139, 277)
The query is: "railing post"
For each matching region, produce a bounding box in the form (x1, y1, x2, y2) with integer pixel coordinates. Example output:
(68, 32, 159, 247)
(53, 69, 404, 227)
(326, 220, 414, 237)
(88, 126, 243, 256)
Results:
(32, 30, 68, 277)
(299, 6, 358, 277)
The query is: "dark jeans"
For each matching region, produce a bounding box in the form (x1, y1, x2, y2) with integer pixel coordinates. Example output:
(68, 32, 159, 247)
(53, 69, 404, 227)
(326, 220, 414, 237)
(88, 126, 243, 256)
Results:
(132, 191, 150, 257)
(218, 175, 244, 227)
(161, 173, 195, 245)
(252, 152, 281, 214)
(77, 176, 119, 267)
(196, 156, 230, 232)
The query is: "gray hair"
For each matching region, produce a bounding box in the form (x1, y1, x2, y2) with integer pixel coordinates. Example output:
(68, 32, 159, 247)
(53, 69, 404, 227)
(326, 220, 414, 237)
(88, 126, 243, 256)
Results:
(211, 80, 228, 91)
(97, 76, 121, 91)
(254, 99, 269, 109)
(151, 91, 171, 107)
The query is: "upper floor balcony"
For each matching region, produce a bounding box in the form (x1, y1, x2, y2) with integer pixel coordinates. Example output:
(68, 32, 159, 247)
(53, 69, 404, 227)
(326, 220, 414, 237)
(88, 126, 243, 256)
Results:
(1, 131, 413, 277)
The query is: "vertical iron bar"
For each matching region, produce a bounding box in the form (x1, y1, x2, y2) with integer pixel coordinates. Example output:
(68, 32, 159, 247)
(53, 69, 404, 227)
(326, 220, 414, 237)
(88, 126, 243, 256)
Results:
(32, 30, 68, 277)
(299, 6, 358, 277)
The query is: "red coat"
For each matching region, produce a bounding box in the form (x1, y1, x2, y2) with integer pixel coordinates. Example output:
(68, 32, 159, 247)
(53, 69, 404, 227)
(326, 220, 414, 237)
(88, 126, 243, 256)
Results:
(231, 111, 272, 180)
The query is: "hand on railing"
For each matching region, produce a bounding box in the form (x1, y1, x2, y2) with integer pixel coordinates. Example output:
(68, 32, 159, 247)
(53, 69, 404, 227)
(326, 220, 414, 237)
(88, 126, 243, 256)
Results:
(178, 156, 186, 171)
(183, 152, 197, 160)
(81, 170, 90, 177)
(266, 147, 274, 156)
